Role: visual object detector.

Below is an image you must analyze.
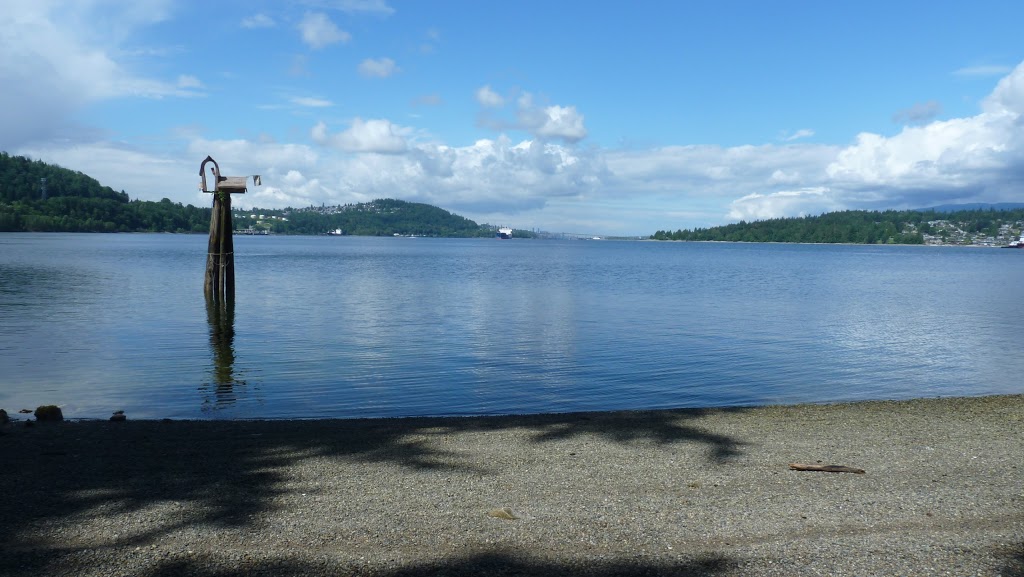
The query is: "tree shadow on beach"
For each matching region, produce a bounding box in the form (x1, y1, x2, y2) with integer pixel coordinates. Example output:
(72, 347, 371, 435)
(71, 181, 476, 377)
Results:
(0, 406, 746, 577)
(1003, 543, 1024, 577)
(134, 550, 735, 577)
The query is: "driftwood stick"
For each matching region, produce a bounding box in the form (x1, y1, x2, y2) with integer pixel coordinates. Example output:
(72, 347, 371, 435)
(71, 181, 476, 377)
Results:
(789, 463, 865, 474)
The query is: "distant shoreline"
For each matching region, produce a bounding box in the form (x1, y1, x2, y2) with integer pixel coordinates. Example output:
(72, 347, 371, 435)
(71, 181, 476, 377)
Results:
(5, 229, 1018, 248)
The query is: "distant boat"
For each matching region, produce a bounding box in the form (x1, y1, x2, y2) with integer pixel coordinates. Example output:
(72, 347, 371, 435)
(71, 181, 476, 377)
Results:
(327, 228, 343, 236)
(496, 227, 513, 239)
(235, 227, 267, 235)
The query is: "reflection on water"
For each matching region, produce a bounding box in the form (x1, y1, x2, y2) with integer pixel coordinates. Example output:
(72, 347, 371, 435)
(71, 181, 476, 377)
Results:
(202, 297, 246, 409)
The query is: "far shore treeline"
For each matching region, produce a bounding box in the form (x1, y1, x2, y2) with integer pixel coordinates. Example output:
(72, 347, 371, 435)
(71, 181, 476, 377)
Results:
(3, 152, 1023, 243)
(652, 207, 1024, 245)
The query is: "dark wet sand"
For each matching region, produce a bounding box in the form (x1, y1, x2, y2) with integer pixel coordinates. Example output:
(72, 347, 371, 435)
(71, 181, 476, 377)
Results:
(1, 395, 1022, 576)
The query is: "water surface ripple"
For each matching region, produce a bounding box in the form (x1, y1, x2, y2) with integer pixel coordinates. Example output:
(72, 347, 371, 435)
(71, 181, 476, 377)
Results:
(1, 233, 1022, 419)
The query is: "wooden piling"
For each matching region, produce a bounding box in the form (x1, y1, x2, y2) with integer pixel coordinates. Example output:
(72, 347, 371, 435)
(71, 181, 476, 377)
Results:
(200, 156, 255, 303)
(204, 191, 235, 302)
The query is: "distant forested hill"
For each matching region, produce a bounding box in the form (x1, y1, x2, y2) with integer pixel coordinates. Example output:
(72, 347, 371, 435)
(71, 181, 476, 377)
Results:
(652, 208, 1024, 245)
(266, 199, 498, 237)
(0, 153, 512, 237)
(0, 151, 129, 204)
(0, 152, 210, 232)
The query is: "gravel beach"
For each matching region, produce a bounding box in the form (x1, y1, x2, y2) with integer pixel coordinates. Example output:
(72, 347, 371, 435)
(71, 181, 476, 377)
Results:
(2, 395, 1022, 577)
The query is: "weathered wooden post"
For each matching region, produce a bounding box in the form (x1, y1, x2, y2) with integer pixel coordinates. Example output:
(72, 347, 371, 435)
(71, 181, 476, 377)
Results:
(200, 156, 260, 302)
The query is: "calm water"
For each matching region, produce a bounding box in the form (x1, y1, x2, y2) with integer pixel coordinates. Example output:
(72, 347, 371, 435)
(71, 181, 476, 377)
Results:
(1, 233, 1022, 420)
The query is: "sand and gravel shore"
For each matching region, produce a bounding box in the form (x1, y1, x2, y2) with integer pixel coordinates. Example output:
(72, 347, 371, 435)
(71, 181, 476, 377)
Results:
(2, 395, 1022, 577)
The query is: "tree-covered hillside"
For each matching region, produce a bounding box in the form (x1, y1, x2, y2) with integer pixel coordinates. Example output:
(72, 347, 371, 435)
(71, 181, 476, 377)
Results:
(0, 152, 210, 232)
(264, 199, 497, 237)
(652, 208, 1024, 245)
(0, 152, 129, 204)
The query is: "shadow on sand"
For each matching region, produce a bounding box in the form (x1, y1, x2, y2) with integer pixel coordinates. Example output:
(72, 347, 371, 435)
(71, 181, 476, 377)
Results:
(136, 551, 735, 577)
(0, 407, 746, 576)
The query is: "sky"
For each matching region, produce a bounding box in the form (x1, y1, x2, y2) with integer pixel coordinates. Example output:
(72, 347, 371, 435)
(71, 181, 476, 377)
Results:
(2, 1, 1024, 236)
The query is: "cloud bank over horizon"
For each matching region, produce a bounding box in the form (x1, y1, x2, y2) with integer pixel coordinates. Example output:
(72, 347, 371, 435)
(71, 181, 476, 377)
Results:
(2, 2, 1023, 235)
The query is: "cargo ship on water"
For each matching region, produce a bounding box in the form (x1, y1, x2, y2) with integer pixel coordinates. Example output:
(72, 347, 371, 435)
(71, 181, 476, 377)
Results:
(496, 227, 513, 239)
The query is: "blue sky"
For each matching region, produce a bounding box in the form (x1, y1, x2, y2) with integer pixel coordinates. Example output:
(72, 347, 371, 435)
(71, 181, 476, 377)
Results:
(3, 0, 1024, 235)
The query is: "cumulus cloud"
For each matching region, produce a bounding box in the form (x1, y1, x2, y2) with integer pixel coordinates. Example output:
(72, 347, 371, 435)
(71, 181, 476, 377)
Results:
(358, 57, 398, 77)
(728, 187, 838, 221)
(736, 61, 1024, 219)
(475, 88, 588, 143)
(476, 85, 504, 107)
(341, 136, 606, 214)
(529, 105, 588, 142)
(311, 118, 410, 153)
(828, 112, 1012, 189)
(0, 0, 198, 149)
(298, 12, 351, 49)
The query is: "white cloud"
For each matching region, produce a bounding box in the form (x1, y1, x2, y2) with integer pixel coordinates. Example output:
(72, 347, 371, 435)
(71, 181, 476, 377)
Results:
(476, 88, 588, 143)
(0, 0, 198, 149)
(241, 13, 275, 28)
(770, 169, 801, 184)
(780, 129, 815, 141)
(358, 57, 398, 78)
(476, 85, 504, 107)
(733, 62, 1024, 220)
(954, 64, 1013, 77)
(728, 187, 837, 221)
(291, 96, 334, 107)
(298, 12, 351, 49)
(311, 118, 410, 153)
(982, 63, 1024, 116)
(827, 110, 1012, 187)
(532, 105, 587, 142)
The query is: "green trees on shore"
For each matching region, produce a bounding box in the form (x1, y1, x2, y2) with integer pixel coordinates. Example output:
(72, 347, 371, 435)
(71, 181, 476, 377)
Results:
(652, 208, 1024, 245)
(271, 199, 497, 237)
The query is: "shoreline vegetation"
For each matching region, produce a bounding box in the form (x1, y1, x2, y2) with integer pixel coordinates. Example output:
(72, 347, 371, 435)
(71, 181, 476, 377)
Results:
(3, 152, 1024, 244)
(1, 394, 1021, 576)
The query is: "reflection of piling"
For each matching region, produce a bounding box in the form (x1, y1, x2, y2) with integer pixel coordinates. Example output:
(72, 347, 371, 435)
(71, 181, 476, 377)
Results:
(206, 296, 238, 395)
